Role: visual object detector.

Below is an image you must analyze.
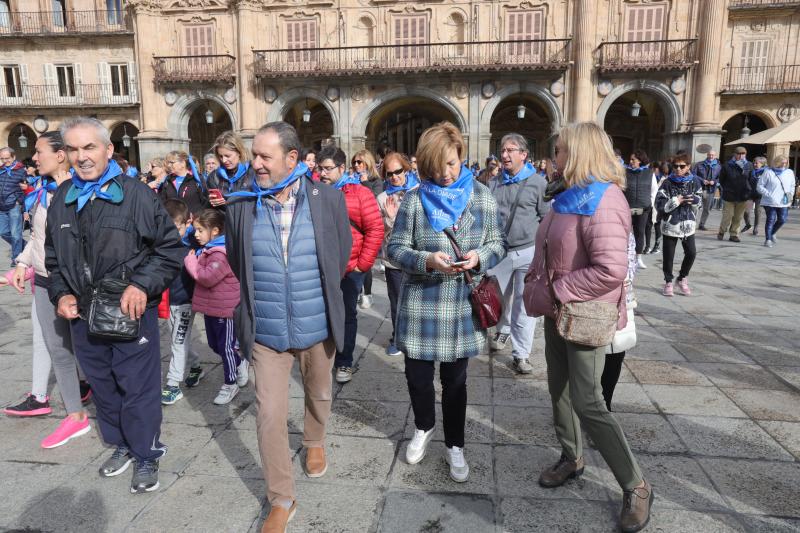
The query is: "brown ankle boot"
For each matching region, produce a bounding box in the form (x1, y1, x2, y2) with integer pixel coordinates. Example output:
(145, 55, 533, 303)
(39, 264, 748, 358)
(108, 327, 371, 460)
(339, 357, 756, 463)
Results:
(620, 479, 654, 533)
(261, 501, 296, 533)
(305, 446, 327, 478)
(538, 454, 585, 488)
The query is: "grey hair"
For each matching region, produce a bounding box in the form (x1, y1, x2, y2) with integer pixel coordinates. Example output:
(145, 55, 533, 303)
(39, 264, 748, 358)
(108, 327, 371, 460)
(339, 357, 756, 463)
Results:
(203, 153, 219, 163)
(0, 146, 15, 157)
(754, 156, 768, 166)
(256, 121, 301, 155)
(500, 133, 529, 154)
(60, 116, 111, 146)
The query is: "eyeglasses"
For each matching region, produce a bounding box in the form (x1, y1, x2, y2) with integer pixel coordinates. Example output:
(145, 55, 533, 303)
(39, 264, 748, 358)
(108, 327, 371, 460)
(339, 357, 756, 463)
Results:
(318, 165, 338, 173)
(500, 148, 523, 155)
(673, 164, 688, 169)
(385, 168, 404, 177)
(353, 160, 364, 165)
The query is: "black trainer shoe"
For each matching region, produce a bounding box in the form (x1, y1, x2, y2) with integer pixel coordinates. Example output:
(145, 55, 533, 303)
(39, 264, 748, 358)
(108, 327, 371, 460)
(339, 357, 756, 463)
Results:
(184, 366, 205, 388)
(79, 381, 92, 404)
(99, 446, 134, 477)
(131, 458, 160, 494)
(3, 394, 52, 417)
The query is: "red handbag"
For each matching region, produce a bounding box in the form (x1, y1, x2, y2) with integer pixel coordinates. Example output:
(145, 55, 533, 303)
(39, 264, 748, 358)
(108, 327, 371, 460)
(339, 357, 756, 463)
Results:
(444, 229, 503, 329)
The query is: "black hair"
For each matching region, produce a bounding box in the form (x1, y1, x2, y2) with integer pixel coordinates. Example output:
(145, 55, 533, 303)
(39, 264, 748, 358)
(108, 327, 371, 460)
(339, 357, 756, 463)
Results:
(39, 131, 65, 153)
(194, 208, 225, 235)
(631, 149, 650, 166)
(300, 147, 316, 161)
(317, 145, 347, 168)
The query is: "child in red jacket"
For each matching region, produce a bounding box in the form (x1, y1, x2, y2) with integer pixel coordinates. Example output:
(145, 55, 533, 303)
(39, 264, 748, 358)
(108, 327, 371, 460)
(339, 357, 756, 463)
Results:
(184, 209, 246, 405)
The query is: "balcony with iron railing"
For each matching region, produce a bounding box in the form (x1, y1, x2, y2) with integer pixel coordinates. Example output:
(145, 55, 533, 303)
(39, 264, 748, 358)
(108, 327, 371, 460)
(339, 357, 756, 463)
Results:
(152, 55, 237, 85)
(721, 65, 800, 94)
(729, 0, 800, 10)
(253, 39, 572, 78)
(597, 39, 698, 72)
(0, 10, 130, 36)
(0, 84, 138, 108)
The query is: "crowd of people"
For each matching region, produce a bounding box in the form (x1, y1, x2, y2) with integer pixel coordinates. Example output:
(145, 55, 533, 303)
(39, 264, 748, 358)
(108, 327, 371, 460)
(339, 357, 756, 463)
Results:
(0, 115, 796, 533)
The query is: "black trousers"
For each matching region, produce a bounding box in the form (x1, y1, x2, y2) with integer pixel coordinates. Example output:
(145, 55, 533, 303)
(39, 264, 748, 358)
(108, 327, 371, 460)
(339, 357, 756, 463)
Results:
(662, 235, 696, 283)
(601, 351, 625, 411)
(363, 270, 373, 296)
(404, 356, 468, 448)
(645, 213, 661, 250)
(630, 208, 651, 254)
(385, 267, 404, 343)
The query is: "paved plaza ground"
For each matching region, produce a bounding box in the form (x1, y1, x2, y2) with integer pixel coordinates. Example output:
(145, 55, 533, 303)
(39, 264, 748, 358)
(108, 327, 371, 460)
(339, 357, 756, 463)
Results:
(0, 208, 799, 533)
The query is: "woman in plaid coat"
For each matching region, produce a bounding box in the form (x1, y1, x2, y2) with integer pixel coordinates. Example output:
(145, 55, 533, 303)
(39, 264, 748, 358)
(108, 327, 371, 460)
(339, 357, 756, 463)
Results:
(388, 122, 505, 484)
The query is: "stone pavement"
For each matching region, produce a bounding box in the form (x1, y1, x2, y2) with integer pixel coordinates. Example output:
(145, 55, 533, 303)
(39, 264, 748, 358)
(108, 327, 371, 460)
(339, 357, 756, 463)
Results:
(0, 208, 799, 533)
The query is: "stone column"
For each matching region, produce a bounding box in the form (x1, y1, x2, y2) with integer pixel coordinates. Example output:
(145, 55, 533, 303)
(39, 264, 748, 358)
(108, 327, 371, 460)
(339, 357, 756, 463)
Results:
(236, 2, 261, 138)
(468, 83, 482, 161)
(570, 0, 596, 122)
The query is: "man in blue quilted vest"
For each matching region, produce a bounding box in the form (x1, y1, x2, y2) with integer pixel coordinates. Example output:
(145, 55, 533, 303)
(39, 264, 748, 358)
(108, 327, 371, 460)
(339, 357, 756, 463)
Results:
(225, 122, 351, 533)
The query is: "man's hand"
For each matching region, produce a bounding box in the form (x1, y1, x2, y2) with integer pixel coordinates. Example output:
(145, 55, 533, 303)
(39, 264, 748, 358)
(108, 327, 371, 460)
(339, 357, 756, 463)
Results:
(57, 294, 79, 320)
(120, 285, 147, 321)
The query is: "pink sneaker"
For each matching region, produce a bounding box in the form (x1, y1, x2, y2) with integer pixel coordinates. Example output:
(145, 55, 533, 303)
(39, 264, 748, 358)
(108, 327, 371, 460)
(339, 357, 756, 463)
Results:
(677, 278, 692, 296)
(663, 282, 674, 297)
(41, 415, 91, 449)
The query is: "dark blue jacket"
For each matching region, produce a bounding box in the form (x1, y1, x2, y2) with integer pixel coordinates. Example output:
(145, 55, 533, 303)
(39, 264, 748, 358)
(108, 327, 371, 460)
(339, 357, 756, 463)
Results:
(719, 159, 754, 202)
(0, 161, 26, 211)
(169, 245, 195, 306)
(692, 159, 721, 193)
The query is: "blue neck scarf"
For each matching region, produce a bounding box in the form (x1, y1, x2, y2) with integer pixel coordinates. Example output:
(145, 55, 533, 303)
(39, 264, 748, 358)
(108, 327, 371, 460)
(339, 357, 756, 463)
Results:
(625, 164, 650, 173)
(668, 172, 695, 184)
(385, 171, 419, 196)
(704, 159, 719, 168)
(187, 156, 204, 191)
(181, 224, 195, 247)
(196, 234, 226, 256)
(0, 161, 19, 175)
(501, 162, 536, 185)
(333, 171, 362, 191)
(24, 177, 58, 212)
(772, 167, 786, 176)
(551, 178, 612, 216)
(218, 162, 249, 187)
(68, 159, 123, 212)
(731, 157, 747, 170)
(754, 167, 766, 178)
(418, 165, 474, 232)
(226, 162, 308, 208)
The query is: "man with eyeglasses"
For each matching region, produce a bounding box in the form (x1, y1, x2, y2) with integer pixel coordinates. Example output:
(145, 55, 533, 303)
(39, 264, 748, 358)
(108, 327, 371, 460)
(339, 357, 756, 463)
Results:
(0, 146, 27, 267)
(691, 150, 721, 231)
(718, 146, 754, 242)
(487, 133, 549, 375)
(316, 145, 384, 384)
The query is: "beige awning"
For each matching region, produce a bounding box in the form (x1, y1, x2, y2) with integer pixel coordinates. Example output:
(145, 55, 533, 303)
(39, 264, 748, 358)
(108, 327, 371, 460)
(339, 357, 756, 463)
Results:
(725, 117, 800, 146)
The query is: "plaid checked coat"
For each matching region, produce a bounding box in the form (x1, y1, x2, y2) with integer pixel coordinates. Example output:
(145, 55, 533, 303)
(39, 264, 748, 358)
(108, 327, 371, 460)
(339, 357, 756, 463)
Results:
(387, 181, 506, 362)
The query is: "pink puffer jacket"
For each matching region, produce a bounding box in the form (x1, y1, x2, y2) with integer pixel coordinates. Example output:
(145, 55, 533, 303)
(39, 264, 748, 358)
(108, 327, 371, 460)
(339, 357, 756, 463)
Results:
(184, 246, 240, 318)
(523, 184, 631, 330)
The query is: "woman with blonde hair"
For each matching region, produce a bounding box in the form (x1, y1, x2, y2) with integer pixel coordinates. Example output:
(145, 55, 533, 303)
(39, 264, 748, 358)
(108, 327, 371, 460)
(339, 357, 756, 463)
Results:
(352, 148, 382, 308)
(523, 122, 652, 533)
(388, 122, 505, 483)
(206, 131, 253, 208)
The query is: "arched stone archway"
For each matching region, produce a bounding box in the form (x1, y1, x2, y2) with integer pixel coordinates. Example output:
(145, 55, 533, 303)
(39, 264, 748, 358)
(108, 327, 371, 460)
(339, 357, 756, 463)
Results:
(110, 122, 140, 171)
(480, 83, 563, 136)
(6, 122, 36, 161)
(166, 92, 238, 144)
(721, 112, 769, 161)
(266, 87, 340, 142)
(596, 81, 681, 133)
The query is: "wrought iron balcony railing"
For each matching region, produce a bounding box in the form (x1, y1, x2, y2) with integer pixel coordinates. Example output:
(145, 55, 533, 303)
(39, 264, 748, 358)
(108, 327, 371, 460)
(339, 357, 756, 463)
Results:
(597, 39, 698, 72)
(0, 10, 130, 36)
(0, 83, 138, 108)
(152, 55, 237, 85)
(729, 0, 800, 9)
(721, 65, 800, 94)
(253, 39, 572, 78)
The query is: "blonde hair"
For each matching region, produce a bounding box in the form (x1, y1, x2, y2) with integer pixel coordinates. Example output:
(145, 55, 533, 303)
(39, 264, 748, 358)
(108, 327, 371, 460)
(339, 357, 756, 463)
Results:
(380, 152, 410, 179)
(557, 122, 625, 189)
(772, 154, 789, 167)
(212, 131, 250, 163)
(416, 122, 465, 180)
(352, 149, 379, 179)
(167, 150, 189, 164)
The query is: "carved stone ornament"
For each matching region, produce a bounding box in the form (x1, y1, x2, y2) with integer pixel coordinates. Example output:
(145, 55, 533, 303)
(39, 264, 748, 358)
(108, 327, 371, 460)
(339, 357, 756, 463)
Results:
(127, 0, 162, 12)
(33, 116, 49, 133)
(351, 85, 368, 102)
(750, 21, 767, 32)
(670, 77, 686, 95)
(164, 91, 178, 106)
(549, 80, 565, 97)
(263, 86, 277, 103)
(454, 82, 469, 99)
(597, 80, 613, 96)
(163, 0, 228, 10)
(481, 82, 496, 99)
(777, 103, 798, 123)
(326, 86, 340, 102)
(224, 88, 237, 104)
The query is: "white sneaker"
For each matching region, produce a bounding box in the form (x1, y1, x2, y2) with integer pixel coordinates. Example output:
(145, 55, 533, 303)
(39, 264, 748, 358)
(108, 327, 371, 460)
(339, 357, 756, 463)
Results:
(406, 428, 434, 465)
(236, 359, 249, 387)
(359, 294, 373, 309)
(213, 383, 239, 405)
(335, 366, 353, 384)
(636, 255, 647, 269)
(445, 446, 470, 483)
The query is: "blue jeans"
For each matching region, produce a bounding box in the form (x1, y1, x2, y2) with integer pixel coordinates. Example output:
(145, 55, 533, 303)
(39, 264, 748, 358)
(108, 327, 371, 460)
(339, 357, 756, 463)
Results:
(335, 271, 365, 369)
(0, 204, 25, 263)
(764, 206, 789, 241)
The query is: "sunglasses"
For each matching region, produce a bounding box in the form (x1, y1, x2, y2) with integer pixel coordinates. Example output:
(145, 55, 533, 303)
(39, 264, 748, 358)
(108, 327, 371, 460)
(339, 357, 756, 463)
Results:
(353, 160, 364, 165)
(673, 164, 688, 169)
(385, 168, 404, 177)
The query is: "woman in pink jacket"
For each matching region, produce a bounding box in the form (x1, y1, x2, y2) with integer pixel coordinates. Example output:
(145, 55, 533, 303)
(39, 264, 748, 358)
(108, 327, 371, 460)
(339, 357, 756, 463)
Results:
(184, 209, 245, 405)
(523, 122, 652, 533)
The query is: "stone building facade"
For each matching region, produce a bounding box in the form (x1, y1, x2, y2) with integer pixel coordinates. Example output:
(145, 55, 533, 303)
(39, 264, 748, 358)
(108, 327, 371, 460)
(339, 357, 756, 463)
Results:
(2, 0, 799, 170)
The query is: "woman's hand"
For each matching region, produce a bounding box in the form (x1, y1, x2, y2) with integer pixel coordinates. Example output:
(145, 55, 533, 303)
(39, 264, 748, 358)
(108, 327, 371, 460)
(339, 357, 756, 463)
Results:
(11, 264, 28, 293)
(453, 250, 480, 272)
(385, 195, 400, 219)
(425, 251, 456, 273)
(209, 195, 227, 207)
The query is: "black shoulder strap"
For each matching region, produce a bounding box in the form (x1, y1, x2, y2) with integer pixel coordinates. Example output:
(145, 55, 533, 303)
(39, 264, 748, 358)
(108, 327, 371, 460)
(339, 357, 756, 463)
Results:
(349, 219, 363, 235)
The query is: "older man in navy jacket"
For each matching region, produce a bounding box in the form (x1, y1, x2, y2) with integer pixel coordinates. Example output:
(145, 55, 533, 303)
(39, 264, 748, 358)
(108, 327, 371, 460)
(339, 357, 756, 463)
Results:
(226, 121, 351, 533)
(0, 146, 27, 266)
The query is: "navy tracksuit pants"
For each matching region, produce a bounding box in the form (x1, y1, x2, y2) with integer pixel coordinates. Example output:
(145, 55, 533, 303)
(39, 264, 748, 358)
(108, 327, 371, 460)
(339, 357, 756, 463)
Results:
(70, 307, 166, 462)
(204, 315, 240, 385)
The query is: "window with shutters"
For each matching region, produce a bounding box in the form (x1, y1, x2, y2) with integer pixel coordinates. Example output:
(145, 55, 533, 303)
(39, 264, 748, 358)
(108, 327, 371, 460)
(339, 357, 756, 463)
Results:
(110, 64, 130, 97)
(739, 40, 770, 90)
(2, 65, 22, 98)
(286, 19, 318, 65)
(107, 0, 123, 25)
(56, 65, 75, 97)
(51, 0, 66, 28)
(624, 4, 666, 65)
(506, 10, 544, 61)
(0, 1, 10, 30)
(183, 24, 215, 72)
(393, 14, 427, 63)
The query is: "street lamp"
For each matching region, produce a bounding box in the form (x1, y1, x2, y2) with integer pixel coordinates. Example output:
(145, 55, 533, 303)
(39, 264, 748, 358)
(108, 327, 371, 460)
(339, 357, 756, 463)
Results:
(740, 114, 751, 138)
(302, 99, 311, 123)
(122, 125, 131, 148)
(17, 127, 27, 149)
(205, 108, 214, 125)
(516, 104, 526, 120)
(630, 100, 641, 117)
